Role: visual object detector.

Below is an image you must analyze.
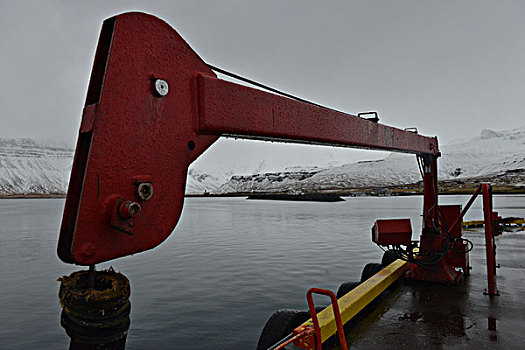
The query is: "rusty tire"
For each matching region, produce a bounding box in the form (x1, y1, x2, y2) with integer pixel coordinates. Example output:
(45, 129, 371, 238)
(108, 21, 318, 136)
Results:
(360, 263, 383, 282)
(336, 281, 361, 299)
(60, 309, 130, 345)
(58, 268, 131, 345)
(62, 300, 131, 324)
(58, 269, 130, 311)
(381, 250, 398, 267)
(256, 309, 310, 350)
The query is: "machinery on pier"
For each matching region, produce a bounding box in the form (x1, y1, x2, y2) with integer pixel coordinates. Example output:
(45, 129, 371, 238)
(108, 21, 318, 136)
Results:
(57, 12, 499, 349)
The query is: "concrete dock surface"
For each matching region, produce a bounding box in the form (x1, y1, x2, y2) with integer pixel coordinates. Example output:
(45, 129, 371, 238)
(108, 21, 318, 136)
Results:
(327, 228, 525, 349)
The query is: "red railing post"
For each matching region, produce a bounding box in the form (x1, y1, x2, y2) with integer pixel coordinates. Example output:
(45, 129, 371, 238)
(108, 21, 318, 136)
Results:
(306, 288, 348, 350)
(482, 184, 498, 296)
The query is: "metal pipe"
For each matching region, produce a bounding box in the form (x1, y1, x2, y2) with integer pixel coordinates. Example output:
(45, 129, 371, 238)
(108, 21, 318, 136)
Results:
(422, 155, 438, 231)
(449, 184, 482, 233)
(482, 184, 498, 295)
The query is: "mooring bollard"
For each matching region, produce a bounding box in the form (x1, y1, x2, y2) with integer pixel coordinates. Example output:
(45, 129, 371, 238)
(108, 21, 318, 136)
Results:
(58, 267, 131, 349)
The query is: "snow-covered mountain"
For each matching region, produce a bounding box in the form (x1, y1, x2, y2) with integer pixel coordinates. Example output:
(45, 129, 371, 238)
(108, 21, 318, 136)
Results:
(1, 125, 524, 196)
(184, 139, 362, 193)
(212, 125, 525, 193)
(0, 138, 72, 195)
(440, 127, 525, 179)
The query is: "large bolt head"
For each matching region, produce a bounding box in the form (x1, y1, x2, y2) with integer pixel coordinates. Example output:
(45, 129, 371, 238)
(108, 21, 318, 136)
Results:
(137, 182, 154, 200)
(154, 79, 169, 97)
(118, 201, 142, 219)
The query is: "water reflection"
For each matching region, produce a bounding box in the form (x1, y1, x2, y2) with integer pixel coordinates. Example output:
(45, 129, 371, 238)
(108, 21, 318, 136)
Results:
(61, 310, 129, 350)
(406, 281, 469, 338)
(2, 196, 522, 348)
(488, 317, 497, 342)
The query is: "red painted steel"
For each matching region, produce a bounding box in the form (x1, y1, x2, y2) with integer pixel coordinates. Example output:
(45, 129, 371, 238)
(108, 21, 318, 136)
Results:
(372, 219, 412, 246)
(58, 12, 440, 265)
(449, 185, 482, 233)
(409, 155, 464, 284)
(411, 234, 462, 283)
(422, 156, 439, 230)
(482, 184, 498, 295)
(447, 241, 470, 276)
(414, 184, 497, 290)
(302, 288, 348, 350)
(492, 211, 502, 231)
(57, 12, 219, 265)
(197, 75, 439, 155)
(438, 205, 462, 237)
(440, 205, 469, 275)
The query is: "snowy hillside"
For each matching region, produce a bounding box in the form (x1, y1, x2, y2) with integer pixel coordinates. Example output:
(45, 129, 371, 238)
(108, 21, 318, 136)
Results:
(440, 127, 525, 179)
(185, 138, 364, 194)
(0, 138, 72, 195)
(1, 125, 524, 196)
(213, 125, 525, 194)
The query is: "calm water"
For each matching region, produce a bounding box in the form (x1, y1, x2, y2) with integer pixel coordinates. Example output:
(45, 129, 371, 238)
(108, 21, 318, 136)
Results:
(0, 195, 523, 349)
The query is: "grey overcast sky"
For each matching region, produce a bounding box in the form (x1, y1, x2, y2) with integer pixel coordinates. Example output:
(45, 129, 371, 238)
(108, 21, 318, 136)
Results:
(1, 1, 524, 163)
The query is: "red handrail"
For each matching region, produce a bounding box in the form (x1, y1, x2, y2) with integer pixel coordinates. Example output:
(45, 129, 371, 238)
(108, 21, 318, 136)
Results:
(306, 288, 348, 350)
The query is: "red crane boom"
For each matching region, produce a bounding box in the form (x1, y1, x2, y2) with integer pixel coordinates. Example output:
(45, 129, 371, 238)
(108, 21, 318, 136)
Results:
(58, 12, 440, 266)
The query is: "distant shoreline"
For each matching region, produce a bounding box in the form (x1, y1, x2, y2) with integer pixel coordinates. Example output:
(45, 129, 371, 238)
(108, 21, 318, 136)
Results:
(0, 193, 66, 199)
(1, 187, 524, 199)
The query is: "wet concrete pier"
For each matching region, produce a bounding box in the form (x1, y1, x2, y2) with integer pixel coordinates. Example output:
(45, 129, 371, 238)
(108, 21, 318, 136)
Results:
(345, 228, 525, 349)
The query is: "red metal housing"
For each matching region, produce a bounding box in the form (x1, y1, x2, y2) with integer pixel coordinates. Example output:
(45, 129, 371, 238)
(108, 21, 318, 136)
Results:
(372, 219, 412, 246)
(439, 205, 469, 275)
(438, 205, 463, 237)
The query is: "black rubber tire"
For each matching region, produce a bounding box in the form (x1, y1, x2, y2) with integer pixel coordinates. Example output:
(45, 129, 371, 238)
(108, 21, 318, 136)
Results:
(314, 306, 325, 313)
(381, 250, 398, 267)
(58, 269, 130, 311)
(336, 281, 361, 299)
(256, 309, 310, 350)
(360, 263, 383, 282)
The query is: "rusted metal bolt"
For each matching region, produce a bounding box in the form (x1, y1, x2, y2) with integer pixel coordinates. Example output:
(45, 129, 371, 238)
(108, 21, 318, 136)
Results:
(137, 182, 153, 201)
(118, 201, 142, 219)
(154, 79, 169, 97)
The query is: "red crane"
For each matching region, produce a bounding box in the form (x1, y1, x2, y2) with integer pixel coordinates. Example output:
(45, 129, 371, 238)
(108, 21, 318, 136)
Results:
(58, 12, 494, 288)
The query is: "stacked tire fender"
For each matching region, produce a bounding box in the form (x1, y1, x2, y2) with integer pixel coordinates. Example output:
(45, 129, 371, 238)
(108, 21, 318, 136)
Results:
(58, 268, 131, 347)
(257, 250, 399, 349)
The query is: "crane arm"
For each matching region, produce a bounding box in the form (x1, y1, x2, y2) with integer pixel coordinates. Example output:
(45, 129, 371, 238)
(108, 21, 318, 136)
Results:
(58, 12, 439, 265)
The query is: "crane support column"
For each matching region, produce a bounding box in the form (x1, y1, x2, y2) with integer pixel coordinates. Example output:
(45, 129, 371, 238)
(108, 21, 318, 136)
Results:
(422, 155, 438, 231)
(411, 155, 462, 283)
